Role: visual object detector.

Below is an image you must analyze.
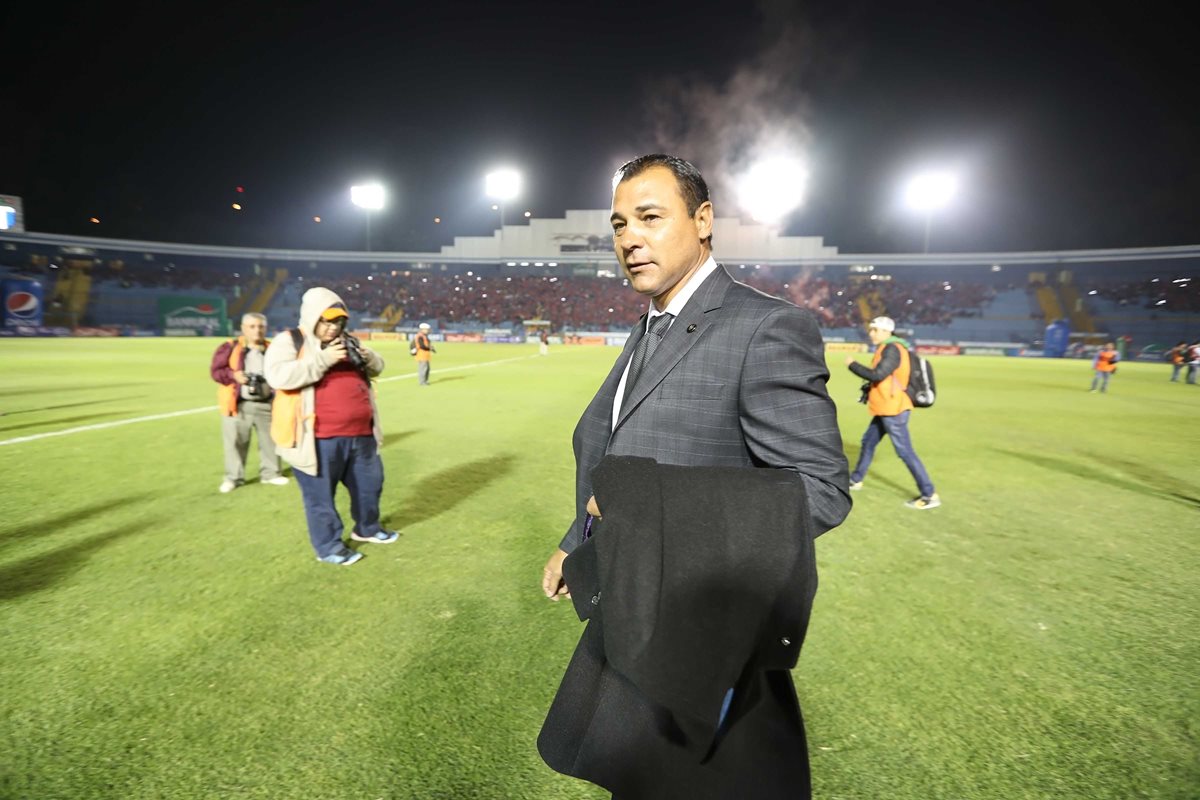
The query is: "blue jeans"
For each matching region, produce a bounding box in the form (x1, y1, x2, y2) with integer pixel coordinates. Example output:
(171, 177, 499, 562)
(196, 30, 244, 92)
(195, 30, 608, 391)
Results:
(1091, 371, 1112, 392)
(1171, 364, 1183, 382)
(293, 435, 385, 557)
(850, 411, 935, 497)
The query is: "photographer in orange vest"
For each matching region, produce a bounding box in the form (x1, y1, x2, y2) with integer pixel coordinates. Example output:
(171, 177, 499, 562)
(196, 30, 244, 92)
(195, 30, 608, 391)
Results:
(411, 322, 435, 385)
(1089, 341, 1119, 393)
(844, 316, 939, 510)
(210, 312, 288, 494)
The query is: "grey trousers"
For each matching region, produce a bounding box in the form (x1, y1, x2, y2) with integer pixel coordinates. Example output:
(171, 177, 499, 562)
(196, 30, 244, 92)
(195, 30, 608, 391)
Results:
(221, 400, 282, 483)
(417, 361, 431, 385)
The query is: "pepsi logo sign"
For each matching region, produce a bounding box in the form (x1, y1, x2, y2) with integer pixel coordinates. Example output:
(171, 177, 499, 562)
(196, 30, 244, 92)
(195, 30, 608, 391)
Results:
(6, 291, 40, 319)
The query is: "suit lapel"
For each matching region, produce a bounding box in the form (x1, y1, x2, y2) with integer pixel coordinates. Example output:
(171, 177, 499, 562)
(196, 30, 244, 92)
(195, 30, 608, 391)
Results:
(614, 266, 733, 431)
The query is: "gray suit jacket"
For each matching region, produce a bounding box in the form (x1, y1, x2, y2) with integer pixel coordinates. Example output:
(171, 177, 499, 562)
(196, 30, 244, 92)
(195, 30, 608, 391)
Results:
(559, 264, 851, 554)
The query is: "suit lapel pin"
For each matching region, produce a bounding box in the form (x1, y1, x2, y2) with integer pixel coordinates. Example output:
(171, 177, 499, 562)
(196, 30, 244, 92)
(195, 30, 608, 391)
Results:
(686, 323, 697, 333)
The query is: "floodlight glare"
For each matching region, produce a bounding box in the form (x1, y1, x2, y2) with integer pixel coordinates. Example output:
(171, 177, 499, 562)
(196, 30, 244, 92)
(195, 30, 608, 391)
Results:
(904, 171, 958, 212)
(736, 156, 808, 224)
(485, 169, 522, 201)
(350, 183, 386, 210)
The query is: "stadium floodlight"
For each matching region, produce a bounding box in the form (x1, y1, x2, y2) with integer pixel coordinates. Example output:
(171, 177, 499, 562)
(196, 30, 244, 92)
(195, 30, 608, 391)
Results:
(903, 170, 959, 252)
(736, 156, 808, 224)
(485, 168, 522, 229)
(350, 182, 387, 251)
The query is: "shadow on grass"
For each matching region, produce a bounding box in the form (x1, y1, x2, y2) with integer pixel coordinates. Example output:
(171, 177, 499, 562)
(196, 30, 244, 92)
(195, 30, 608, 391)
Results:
(993, 448, 1197, 509)
(1078, 450, 1200, 509)
(0, 519, 155, 601)
(385, 454, 516, 530)
(1, 396, 142, 416)
(425, 375, 467, 385)
(0, 494, 154, 555)
(0, 383, 148, 398)
(0, 411, 134, 435)
(382, 429, 421, 450)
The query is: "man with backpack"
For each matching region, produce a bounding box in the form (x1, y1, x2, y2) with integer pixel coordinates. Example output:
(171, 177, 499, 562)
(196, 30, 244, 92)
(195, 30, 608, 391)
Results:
(844, 316, 940, 510)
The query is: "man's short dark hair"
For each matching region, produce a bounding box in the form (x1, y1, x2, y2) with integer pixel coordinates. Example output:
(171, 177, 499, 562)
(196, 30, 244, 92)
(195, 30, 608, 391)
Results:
(612, 154, 713, 245)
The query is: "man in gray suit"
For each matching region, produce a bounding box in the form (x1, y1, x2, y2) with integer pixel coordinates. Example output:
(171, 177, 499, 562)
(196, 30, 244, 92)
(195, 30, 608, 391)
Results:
(539, 154, 851, 798)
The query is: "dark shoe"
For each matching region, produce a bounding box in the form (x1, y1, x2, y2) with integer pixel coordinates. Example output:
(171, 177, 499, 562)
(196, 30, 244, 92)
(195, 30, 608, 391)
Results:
(316, 547, 364, 566)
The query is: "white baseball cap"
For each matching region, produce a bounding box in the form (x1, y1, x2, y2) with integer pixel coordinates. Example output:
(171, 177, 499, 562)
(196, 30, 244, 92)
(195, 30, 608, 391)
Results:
(418, 323, 431, 330)
(869, 316, 896, 333)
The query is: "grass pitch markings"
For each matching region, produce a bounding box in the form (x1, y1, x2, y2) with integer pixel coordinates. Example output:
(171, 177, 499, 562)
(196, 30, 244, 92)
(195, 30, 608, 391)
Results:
(0, 353, 540, 447)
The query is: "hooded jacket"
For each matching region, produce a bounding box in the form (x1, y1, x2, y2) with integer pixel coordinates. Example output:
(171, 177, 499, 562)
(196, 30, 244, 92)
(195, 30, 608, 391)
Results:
(263, 287, 384, 475)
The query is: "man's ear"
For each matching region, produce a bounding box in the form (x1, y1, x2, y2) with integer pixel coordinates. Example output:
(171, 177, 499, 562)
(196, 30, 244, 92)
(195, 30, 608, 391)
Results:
(693, 200, 714, 241)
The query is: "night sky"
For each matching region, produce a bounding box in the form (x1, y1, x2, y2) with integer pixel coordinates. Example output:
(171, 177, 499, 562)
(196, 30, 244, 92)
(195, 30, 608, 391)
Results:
(3, 1, 1196, 254)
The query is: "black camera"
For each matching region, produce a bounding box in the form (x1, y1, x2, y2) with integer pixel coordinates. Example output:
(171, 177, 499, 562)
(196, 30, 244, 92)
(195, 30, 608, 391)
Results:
(342, 334, 367, 372)
(858, 381, 871, 404)
(245, 372, 269, 399)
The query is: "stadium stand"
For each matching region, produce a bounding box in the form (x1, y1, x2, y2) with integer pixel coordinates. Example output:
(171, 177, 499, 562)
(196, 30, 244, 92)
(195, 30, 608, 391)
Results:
(2, 231, 1196, 350)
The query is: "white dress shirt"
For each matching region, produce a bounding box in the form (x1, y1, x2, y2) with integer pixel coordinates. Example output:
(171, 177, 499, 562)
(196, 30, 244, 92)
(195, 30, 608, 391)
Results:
(611, 256, 719, 430)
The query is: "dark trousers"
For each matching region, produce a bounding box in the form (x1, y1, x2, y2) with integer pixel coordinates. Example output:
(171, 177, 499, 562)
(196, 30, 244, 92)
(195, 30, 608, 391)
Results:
(292, 435, 384, 557)
(850, 410, 935, 496)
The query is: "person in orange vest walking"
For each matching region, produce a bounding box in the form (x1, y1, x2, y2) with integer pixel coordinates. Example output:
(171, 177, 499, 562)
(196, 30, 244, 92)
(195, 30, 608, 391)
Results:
(844, 316, 939, 509)
(411, 322, 436, 385)
(1089, 341, 1120, 393)
(1167, 340, 1188, 382)
(210, 312, 289, 494)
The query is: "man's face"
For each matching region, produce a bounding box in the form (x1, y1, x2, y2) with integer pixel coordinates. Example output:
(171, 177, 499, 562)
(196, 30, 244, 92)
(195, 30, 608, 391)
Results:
(315, 316, 346, 344)
(868, 326, 890, 345)
(241, 317, 266, 345)
(610, 166, 713, 309)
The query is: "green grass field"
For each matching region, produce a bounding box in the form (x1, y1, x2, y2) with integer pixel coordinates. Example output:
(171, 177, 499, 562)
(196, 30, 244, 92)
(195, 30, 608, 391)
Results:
(1, 338, 1196, 799)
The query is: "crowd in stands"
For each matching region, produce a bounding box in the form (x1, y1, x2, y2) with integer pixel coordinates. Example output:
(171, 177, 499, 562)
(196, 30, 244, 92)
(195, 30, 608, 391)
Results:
(309, 270, 997, 331)
(1083, 277, 1200, 312)
(322, 272, 647, 329)
(89, 261, 242, 292)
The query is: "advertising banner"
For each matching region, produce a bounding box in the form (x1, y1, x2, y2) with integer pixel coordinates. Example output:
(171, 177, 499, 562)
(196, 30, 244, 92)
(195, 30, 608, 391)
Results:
(961, 347, 1007, 356)
(915, 345, 961, 356)
(3, 278, 45, 327)
(825, 342, 867, 353)
(444, 333, 484, 343)
(157, 296, 228, 336)
(372, 331, 403, 342)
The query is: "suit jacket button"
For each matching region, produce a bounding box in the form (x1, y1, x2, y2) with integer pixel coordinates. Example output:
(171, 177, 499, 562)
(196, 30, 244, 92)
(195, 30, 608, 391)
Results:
(687, 323, 697, 333)
(591, 594, 601, 605)
(780, 636, 792, 646)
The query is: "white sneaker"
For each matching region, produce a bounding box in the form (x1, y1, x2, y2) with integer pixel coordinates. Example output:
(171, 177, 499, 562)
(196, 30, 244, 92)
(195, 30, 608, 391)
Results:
(264, 476, 290, 486)
(849, 481, 864, 491)
(219, 480, 237, 494)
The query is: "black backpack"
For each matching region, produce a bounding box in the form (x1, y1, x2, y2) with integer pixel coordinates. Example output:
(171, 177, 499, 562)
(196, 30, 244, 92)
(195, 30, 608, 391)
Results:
(905, 348, 936, 408)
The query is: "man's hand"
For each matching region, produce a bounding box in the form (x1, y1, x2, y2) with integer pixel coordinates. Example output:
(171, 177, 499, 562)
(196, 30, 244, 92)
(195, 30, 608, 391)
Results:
(542, 548, 571, 601)
(586, 495, 601, 518)
(320, 339, 348, 366)
(233, 370, 249, 385)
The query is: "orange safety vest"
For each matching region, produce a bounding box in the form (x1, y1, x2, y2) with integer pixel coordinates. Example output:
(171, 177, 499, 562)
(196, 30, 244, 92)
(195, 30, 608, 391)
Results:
(1095, 350, 1118, 373)
(867, 342, 914, 417)
(270, 333, 307, 448)
(218, 337, 273, 415)
(217, 338, 247, 416)
(414, 332, 432, 362)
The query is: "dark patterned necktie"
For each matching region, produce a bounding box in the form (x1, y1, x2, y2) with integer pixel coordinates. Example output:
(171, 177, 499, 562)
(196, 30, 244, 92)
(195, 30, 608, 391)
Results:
(621, 312, 674, 415)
